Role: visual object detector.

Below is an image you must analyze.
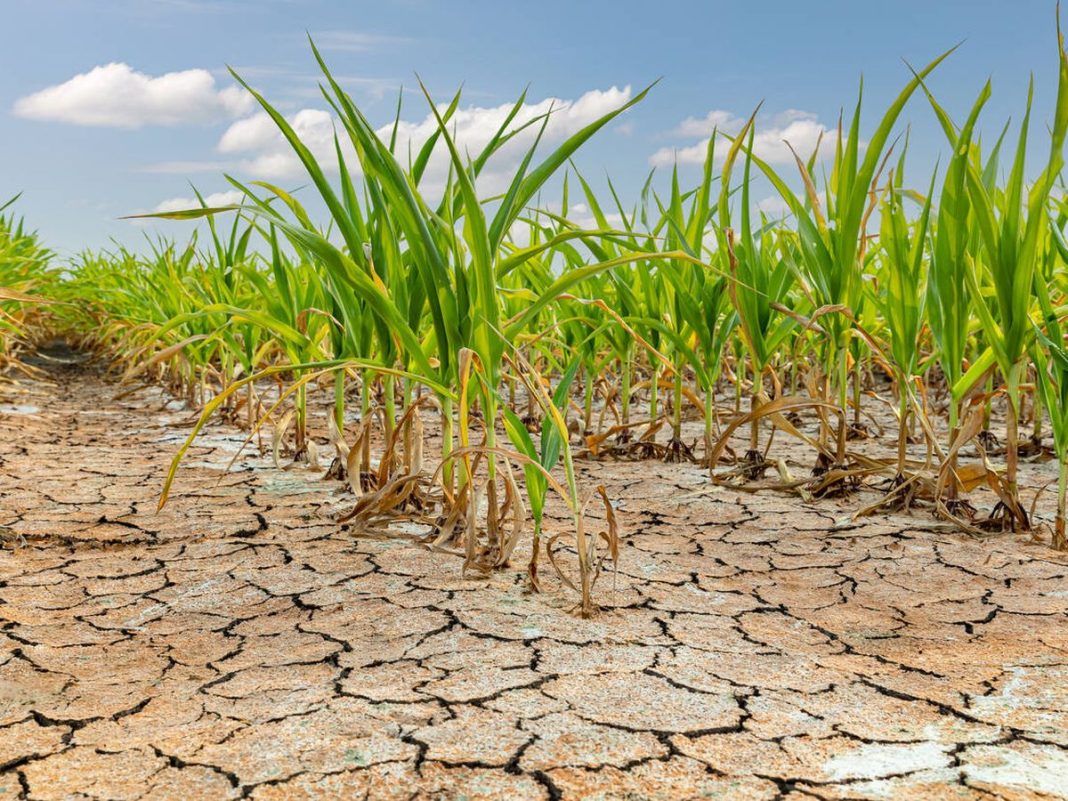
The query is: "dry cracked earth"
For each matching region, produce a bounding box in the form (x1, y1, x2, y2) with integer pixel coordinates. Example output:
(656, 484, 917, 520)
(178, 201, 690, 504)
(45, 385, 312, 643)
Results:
(1, 356, 1067, 801)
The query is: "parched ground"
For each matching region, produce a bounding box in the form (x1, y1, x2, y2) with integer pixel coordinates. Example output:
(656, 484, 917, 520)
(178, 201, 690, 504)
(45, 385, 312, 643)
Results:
(1, 357, 1067, 801)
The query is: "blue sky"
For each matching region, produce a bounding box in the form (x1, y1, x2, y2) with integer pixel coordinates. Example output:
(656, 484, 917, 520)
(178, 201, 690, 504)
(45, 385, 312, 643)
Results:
(1, 0, 1060, 256)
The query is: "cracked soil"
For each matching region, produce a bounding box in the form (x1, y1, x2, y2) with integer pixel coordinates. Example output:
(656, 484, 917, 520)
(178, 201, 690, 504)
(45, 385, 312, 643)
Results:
(1, 358, 1066, 800)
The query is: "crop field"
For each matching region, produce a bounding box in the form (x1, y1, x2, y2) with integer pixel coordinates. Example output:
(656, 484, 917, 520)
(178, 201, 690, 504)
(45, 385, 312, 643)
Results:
(1, 10, 1068, 801)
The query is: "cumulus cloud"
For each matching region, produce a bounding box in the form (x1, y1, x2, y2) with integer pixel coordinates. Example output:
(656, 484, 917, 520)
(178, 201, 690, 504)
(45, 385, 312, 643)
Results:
(565, 203, 626, 230)
(152, 189, 246, 214)
(756, 195, 793, 217)
(213, 85, 634, 189)
(389, 85, 633, 192)
(13, 63, 253, 128)
(668, 109, 740, 139)
(215, 108, 350, 180)
(650, 108, 830, 168)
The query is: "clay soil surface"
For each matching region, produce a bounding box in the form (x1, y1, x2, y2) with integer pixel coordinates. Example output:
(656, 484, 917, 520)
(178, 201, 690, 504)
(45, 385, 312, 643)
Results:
(1, 357, 1067, 800)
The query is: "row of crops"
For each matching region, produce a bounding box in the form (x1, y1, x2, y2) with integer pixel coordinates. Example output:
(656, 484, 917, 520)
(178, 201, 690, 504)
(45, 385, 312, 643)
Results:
(6, 32, 1068, 613)
(0, 196, 56, 375)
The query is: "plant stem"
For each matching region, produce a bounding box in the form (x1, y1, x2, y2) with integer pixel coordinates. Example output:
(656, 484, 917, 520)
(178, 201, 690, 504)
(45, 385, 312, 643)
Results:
(1056, 459, 1067, 550)
(441, 395, 455, 497)
(383, 373, 396, 475)
(360, 371, 371, 479)
(704, 390, 716, 471)
(672, 362, 683, 442)
(334, 369, 345, 431)
(295, 377, 307, 455)
(649, 364, 659, 421)
(896, 380, 908, 477)
(583, 369, 594, 433)
(1006, 385, 1021, 526)
(836, 343, 849, 463)
(852, 348, 862, 428)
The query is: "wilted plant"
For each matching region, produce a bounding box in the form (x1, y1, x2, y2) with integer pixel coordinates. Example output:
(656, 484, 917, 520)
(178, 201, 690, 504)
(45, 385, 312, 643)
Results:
(14, 15, 1068, 597)
(935, 24, 1068, 529)
(746, 49, 953, 477)
(872, 152, 936, 503)
(0, 195, 55, 375)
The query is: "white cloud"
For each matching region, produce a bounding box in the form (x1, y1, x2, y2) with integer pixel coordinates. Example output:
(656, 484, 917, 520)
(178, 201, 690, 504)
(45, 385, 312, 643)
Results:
(571, 211, 625, 230)
(13, 63, 253, 128)
(213, 86, 635, 190)
(311, 31, 412, 52)
(387, 85, 633, 193)
(216, 108, 351, 180)
(649, 108, 830, 168)
(153, 189, 245, 213)
(668, 109, 739, 138)
(756, 195, 792, 217)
